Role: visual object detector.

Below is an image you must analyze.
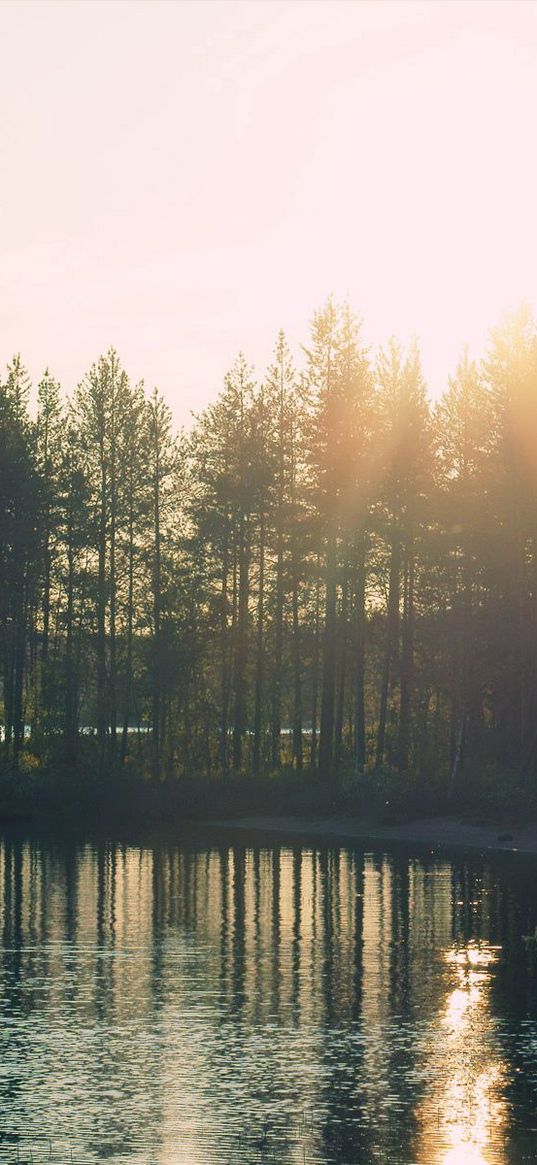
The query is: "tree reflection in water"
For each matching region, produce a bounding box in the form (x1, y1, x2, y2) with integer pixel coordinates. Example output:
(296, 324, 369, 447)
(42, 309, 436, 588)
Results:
(0, 837, 536, 1164)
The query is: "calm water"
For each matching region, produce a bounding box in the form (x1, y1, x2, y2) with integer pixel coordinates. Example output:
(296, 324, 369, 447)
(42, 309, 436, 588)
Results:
(1, 833, 537, 1164)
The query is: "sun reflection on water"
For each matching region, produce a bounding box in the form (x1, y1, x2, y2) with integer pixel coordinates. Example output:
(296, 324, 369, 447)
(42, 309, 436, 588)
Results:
(415, 941, 508, 1165)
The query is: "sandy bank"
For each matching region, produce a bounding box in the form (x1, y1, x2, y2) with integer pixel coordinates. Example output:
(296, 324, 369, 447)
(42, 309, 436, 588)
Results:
(209, 814, 537, 856)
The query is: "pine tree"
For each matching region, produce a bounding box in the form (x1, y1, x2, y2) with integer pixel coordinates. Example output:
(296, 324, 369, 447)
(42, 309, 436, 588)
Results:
(0, 358, 41, 765)
(35, 370, 63, 728)
(435, 347, 491, 788)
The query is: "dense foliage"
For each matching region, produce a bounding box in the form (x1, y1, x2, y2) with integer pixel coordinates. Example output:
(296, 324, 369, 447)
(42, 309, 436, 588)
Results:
(2, 300, 537, 799)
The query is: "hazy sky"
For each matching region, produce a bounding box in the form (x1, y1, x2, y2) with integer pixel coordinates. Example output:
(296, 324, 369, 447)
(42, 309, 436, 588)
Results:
(1, 0, 537, 423)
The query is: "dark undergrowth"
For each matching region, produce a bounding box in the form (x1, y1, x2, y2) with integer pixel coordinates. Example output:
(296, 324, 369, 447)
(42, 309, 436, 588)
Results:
(0, 743, 535, 837)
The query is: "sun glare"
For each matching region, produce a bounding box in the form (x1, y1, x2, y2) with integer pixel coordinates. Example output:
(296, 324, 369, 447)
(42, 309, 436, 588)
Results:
(415, 942, 507, 1165)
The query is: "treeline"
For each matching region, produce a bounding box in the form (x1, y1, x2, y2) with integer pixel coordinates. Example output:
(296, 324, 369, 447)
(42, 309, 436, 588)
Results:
(2, 299, 537, 791)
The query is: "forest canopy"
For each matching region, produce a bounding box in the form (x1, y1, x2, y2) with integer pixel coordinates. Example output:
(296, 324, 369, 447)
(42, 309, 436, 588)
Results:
(2, 299, 537, 801)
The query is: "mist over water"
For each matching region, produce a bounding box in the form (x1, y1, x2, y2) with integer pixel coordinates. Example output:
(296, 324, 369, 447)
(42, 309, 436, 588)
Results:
(1, 834, 537, 1164)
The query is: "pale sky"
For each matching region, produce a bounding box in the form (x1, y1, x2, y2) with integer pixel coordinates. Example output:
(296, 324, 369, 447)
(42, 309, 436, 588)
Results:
(1, 0, 537, 424)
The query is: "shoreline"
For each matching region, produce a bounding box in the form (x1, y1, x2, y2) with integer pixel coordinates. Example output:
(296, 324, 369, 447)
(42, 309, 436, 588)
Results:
(208, 814, 537, 857)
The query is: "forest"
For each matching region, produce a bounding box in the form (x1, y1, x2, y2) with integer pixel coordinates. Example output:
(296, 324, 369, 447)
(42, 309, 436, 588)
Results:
(1, 299, 537, 810)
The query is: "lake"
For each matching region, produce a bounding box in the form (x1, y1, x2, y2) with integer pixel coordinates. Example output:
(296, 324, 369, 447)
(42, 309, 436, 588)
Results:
(1, 830, 537, 1164)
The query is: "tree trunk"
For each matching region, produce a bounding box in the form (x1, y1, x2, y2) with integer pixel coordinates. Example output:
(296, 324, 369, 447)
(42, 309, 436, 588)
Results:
(120, 495, 135, 765)
(271, 517, 284, 769)
(334, 558, 349, 768)
(291, 539, 303, 770)
(310, 561, 321, 768)
(376, 516, 401, 767)
(232, 513, 250, 773)
(398, 544, 414, 772)
(109, 411, 117, 760)
(219, 520, 231, 774)
(96, 438, 107, 776)
(152, 437, 162, 781)
(354, 532, 366, 773)
(253, 510, 265, 774)
(319, 527, 337, 776)
(64, 491, 78, 759)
